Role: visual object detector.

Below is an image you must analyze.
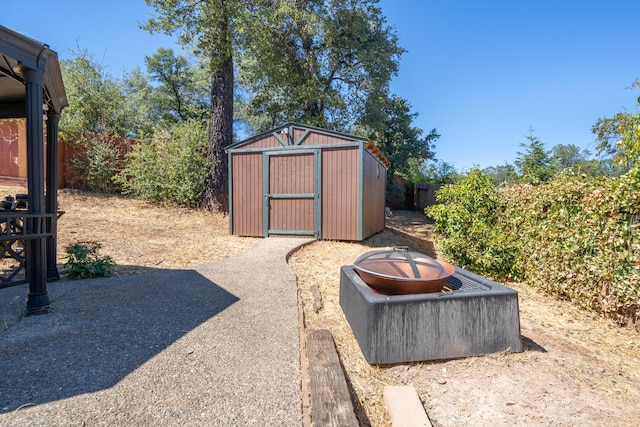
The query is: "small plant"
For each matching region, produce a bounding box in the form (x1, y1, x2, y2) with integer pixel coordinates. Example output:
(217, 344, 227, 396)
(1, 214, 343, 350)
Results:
(64, 242, 115, 279)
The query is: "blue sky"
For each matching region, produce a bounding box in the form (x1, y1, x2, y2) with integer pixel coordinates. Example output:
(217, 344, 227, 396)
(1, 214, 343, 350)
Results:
(3, 1, 640, 171)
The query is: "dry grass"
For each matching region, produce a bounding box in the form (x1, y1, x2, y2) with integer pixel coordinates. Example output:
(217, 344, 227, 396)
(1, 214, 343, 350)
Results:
(0, 185, 257, 275)
(2, 185, 639, 425)
(55, 189, 257, 274)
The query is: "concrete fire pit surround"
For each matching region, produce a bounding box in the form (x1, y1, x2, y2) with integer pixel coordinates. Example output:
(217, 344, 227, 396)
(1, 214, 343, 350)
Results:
(340, 264, 523, 364)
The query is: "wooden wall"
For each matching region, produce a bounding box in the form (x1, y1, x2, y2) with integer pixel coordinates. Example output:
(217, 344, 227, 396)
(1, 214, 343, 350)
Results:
(321, 147, 358, 240)
(361, 149, 386, 239)
(231, 152, 263, 236)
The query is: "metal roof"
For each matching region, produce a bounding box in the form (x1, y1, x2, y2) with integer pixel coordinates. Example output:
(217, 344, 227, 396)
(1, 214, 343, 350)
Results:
(227, 122, 368, 149)
(228, 122, 390, 167)
(0, 25, 68, 118)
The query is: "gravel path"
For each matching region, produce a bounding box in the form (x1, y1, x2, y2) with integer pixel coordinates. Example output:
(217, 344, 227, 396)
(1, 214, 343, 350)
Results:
(0, 237, 311, 426)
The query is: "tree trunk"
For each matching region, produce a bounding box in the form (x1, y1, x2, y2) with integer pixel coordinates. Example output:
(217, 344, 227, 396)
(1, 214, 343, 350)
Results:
(202, 4, 233, 212)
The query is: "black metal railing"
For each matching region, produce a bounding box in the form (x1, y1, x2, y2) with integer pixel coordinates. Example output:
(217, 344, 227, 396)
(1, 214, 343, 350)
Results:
(0, 212, 55, 289)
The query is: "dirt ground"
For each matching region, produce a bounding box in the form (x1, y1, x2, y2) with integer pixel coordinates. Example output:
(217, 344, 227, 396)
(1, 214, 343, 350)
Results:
(290, 211, 640, 426)
(2, 186, 640, 426)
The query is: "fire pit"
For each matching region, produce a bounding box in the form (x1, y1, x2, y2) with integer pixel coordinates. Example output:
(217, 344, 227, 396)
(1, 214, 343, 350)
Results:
(340, 259, 523, 364)
(353, 249, 455, 294)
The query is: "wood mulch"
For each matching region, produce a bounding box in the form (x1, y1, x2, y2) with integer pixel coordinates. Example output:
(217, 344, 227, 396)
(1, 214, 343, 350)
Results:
(290, 210, 640, 427)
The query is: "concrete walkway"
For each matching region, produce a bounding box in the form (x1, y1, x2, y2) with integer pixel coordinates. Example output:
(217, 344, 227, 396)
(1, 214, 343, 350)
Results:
(0, 237, 312, 426)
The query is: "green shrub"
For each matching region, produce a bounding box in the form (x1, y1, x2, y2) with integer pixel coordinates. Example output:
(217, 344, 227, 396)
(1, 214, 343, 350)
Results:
(66, 133, 127, 193)
(64, 242, 115, 279)
(428, 167, 640, 326)
(425, 168, 521, 279)
(116, 119, 209, 206)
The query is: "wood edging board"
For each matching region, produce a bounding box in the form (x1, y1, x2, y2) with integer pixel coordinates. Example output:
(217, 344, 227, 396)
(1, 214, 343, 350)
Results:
(306, 329, 359, 426)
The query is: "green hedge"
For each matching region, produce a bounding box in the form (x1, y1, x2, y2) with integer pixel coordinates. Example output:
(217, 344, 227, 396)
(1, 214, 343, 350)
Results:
(426, 168, 640, 326)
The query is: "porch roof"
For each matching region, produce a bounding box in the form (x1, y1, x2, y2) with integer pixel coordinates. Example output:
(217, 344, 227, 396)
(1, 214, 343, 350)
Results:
(0, 25, 68, 119)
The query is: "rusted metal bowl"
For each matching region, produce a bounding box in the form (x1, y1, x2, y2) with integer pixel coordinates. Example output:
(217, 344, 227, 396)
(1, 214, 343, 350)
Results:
(353, 249, 455, 295)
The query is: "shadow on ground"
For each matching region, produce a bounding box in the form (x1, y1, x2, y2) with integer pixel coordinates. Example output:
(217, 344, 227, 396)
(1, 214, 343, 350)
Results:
(521, 335, 547, 353)
(0, 268, 238, 411)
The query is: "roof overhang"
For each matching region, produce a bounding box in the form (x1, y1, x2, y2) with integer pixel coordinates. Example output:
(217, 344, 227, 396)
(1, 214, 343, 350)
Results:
(0, 25, 68, 119)
(228, 122, 390, 168)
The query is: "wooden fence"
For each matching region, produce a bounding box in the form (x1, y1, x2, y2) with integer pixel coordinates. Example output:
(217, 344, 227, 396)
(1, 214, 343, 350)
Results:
(414, 183, 442, 212)
(0, 119, 133, 189)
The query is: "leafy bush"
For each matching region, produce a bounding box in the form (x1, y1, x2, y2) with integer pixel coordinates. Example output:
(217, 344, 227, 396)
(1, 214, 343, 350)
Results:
(428, 167, 640, 327)
(501, 169, 640, 324)
(116, 119, 209, 206)
(425, 168, 521, 279)
(64, 242, 115, 279)
(65, 133, 128, 193)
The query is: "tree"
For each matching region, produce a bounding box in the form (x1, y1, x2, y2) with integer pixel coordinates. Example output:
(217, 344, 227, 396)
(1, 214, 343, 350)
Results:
(59, 48, 134, 192)
(515, 130, 557, 184)
(592, 111, 640, 169)
(368, 95, 438, 179)
(551, 144, 589, 170)
(144, 0, 236, 212)
(144, 48, 209, 124)
(591, 77, 640, 169)
(408, 158, 459, 184)
(483, 163, 518, 186)
(60, 47, 132, 138)
(237, 0, 404, 131)
(549, 143, 620, 177)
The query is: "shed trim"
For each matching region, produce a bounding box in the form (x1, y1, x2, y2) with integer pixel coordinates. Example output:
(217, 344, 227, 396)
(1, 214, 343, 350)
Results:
(262, 149, 321, 238)
(227, 149, 233, 235)
(358, 142, 364, 241)
(294, 128, 311, 145)
(272, 131, 288, 146)
(226, 122, 369, 151)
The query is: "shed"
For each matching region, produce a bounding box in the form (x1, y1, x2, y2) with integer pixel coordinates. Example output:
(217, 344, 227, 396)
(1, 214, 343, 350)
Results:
(227, 123, 389, 241)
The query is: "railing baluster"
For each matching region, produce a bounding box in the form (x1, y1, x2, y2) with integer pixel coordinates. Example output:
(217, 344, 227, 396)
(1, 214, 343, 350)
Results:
(0, 212, 56, 289)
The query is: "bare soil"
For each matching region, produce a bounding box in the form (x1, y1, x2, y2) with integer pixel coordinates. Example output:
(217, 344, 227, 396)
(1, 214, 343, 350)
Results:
(291, 210, 640, 426)
(2, 186, 639, 426)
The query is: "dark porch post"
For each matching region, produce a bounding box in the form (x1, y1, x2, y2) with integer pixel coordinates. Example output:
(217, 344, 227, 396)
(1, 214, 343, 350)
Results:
(46, 111, 60, 281)
(23, 67, 50, 314)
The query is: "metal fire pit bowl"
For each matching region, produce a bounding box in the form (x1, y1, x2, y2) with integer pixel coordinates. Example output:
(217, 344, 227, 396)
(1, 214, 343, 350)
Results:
(353, 248, 454, 295)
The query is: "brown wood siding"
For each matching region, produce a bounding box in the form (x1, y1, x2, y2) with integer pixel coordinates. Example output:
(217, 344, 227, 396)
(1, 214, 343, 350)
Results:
(269, 153, 314, 194)
(0, 119, 26, 179)
(269, 153, 314, 234)
(322, 147, 358, 240)
(231, 152, 263, 236)
(269, 198, 314, 231)
(298, 131, 356, 146)
(362, 150, 386, 239)
(292, 127, 307, 145)
(241, 133, 284, 149)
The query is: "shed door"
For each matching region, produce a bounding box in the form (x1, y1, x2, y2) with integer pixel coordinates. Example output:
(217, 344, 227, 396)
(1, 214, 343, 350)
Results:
(264, 151, 320, 238)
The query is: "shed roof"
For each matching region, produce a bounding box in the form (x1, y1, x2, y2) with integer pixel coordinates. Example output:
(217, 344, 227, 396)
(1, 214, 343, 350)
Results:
(229, 122, 390, 167)
(0, 25, 68, 118)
